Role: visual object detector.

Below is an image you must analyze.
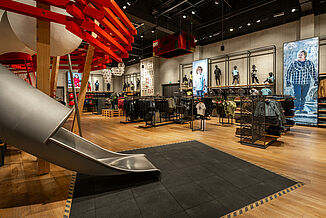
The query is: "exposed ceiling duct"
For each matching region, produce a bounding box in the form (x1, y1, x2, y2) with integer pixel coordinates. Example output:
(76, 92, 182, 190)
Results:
(299, 0, 313, 13)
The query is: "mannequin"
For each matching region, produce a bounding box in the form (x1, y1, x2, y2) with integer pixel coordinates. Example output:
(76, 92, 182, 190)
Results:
(107, 82, 111, 91)
(130, 81, 135, 91)
(232, 66, 240, 85)
(214, 65, 222, 85)
(189, 71, 193, 87)
(264, 72, 275, 84)
(136, 78, 140, 90)
(95, 80, 100, 91)
(251, 65, 259, 84)
(87, 81, 91, 92)
(183, 74, 188, 85)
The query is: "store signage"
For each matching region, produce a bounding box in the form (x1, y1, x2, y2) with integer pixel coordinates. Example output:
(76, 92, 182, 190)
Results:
(283, 37, 319, 126)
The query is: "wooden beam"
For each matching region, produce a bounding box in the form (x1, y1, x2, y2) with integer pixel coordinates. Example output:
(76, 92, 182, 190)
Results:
(72, 44, 95, 135)
(50, 56, 60, 98)
(36, 1, 51, 175)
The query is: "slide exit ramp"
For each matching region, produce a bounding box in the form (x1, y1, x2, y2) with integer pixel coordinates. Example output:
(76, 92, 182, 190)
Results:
(0, 64, 159, 175)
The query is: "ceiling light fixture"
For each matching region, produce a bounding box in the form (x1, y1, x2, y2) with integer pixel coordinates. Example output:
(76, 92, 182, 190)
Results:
(151, 29, 155, 33)
(215, 0, 219, 5)
(238, 26, 243, 29)
(247, 22, 251, 26)
(273, 12, 285, 18)
(256, 19, 261, 23)
(140, 35, 144, 38)
(291, 8, 296, 13)
(122, 5, 126, 9)
(127, 2, 131, 6)
(192, 10, 196, 15)
(183, 15, 187, 19)
(230, 28, 234, 32)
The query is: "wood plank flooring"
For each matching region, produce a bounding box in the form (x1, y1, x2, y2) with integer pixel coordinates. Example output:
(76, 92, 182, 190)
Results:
(1, 113, 326, 217)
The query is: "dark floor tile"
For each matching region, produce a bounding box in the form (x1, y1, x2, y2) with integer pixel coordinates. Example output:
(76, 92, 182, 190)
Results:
(186, 200, 229, 218)
(96, 198, 142, 218)
(94, 188, 133, 209)
(161, 169, 193, 188)
(204, 161, 238, 177)
(178, 165, 215, 181)
(243, 182, 283, 200)
(135, 189, 183, 218)
(195, 176, 240, 199)
(222, 170, 261, 189)
(131, 181, 166, 198)
(238, 165, 277, 181)
(70, 209, 96, 218)
(168, 182, 214, 209)
(149, 157, 176, 173)
(218, 190, 256, 212)
(71, 195, 95, 213)
(264, 175, 297, 190)
(169, 211, 190, 218)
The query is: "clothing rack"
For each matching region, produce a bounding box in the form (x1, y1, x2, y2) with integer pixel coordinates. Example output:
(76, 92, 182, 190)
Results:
(235, 95, 286, 148)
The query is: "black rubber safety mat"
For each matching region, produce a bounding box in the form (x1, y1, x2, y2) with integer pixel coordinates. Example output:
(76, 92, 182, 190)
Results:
(68, 141, 302, 218)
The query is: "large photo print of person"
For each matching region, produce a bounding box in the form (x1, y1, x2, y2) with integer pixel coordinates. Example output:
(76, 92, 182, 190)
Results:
(284, 37, 319, 126)
(192, 59, 208, 97)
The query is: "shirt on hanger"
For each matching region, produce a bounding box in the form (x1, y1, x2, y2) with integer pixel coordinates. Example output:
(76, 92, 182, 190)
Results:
(196, 102, 206, 116)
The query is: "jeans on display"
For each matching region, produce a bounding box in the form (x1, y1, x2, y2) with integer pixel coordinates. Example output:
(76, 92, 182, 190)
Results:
(293, 84, 310, 111)
(232, 75, 239, 85)
(252, 76, 259, 84)
(196, 90, 204, 97)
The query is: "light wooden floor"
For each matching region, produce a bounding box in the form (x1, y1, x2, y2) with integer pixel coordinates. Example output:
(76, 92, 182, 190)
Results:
(1, 113, 326, 217)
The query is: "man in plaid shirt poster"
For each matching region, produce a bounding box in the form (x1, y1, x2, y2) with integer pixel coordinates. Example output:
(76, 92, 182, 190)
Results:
(286, 50, 318, 113)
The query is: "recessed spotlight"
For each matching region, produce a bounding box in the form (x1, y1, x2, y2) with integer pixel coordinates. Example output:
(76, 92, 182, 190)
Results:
(238, 26, 243, 29)
(140, 35, 144, 38)
(209, 35, 212, 38)
(291, 8, 296, 13)
(215, 0, 219, 5)
(192, 10, 196, 15)
(183, 15, 187, 19)
(230, 28, 234, 32)
(127, 2, 131, 6)
(122, 5, 126, 9)
(247, 23, 251, 26)
(256, 19, 261, 23)
(151, 29, 155, 33)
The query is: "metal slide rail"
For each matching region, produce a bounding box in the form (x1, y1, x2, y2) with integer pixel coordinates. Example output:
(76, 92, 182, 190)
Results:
(0, 64, 159, 175)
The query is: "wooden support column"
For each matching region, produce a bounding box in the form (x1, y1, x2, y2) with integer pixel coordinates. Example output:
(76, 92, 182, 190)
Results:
(72, 44, 95, 135)
(36, 1, 51, 175)
(50, 56, 60, 98)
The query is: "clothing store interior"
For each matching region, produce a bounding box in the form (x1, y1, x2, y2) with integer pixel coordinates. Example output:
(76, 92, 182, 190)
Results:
(1, 0, 326, 217)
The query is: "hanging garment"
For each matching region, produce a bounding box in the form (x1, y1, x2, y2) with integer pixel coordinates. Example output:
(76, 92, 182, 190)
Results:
(196, 102, 206, 116)
(318, 79, 326, 98)
(224, 101, 237, 117)
(261, 88, 272, 96)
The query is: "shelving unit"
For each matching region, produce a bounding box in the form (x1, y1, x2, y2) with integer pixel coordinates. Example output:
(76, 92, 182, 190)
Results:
(235, 96, 283, 149)
(318, 72, 326, 127)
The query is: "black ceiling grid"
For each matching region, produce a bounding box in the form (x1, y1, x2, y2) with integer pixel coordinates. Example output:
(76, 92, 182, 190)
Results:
(108, 0, 325, 66)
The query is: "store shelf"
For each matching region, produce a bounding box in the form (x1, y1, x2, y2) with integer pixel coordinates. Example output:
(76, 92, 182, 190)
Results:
(318, 124, 326, 127)
(209, 83, 273, 89)
(318, 110, 326, 113)
(265, 134, 281, 138)
(318, 117, 326, 120)
(319, 72, 326, 75)
(319, 103, 326, 106)
(285, 124, 294, 127)
(285, 116, 295, 118)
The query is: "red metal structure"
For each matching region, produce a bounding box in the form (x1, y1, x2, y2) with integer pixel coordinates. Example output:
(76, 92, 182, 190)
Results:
(0, 52, 36, 86)
(153, 31, 196, 59)
(58, 45, 112, 73)
(0, 0, 137, 63)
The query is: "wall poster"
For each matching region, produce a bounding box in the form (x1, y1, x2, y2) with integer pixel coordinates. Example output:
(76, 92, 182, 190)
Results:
(140, 58, 154, 96)
(284, 37, 319, 126)
(67, 72, 82, 88)
(192, 59, 208, 97)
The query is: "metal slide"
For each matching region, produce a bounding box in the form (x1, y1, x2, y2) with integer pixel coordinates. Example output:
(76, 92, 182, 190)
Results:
(0, 64, 159, 175)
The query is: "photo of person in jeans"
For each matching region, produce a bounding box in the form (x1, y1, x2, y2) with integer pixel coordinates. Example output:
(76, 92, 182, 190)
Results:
(195, 66, 205, 97)
(286, 50, 318, 113)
